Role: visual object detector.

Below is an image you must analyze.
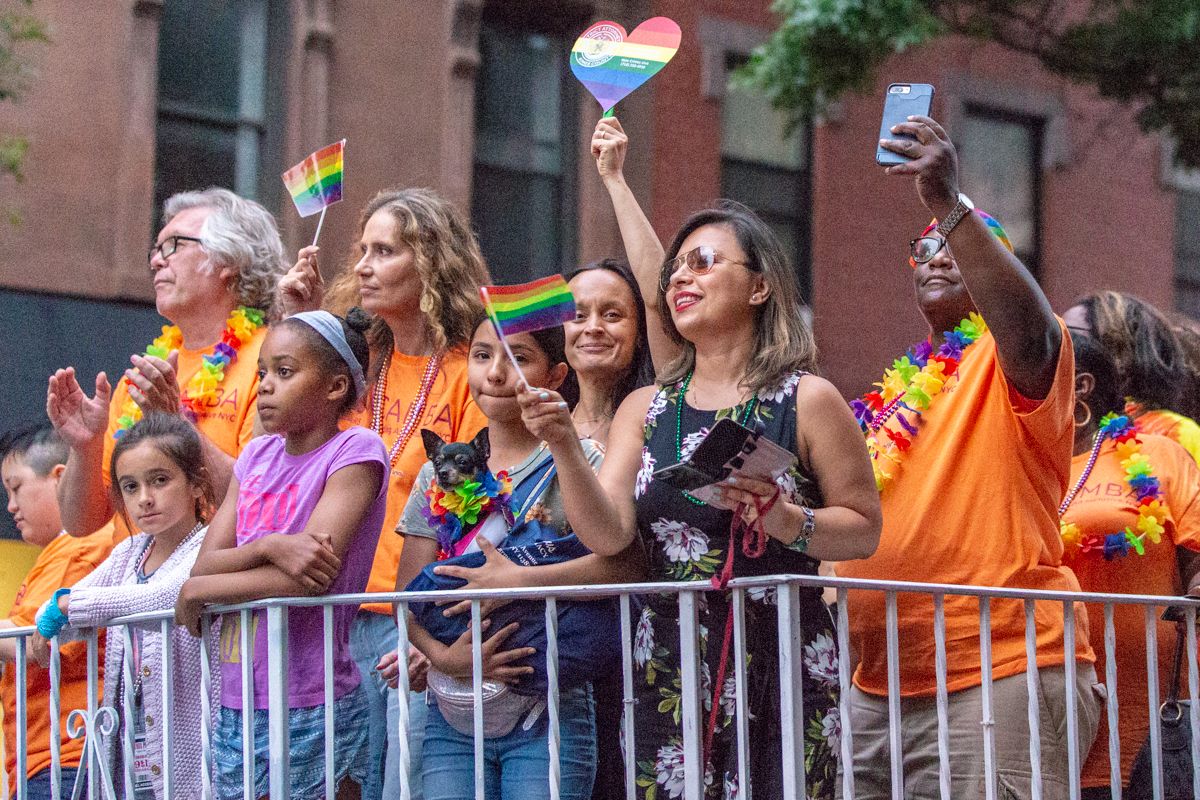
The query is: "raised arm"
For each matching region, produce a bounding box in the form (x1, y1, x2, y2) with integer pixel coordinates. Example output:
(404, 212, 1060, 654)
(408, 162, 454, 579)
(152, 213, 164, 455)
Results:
(592, 117, 679, 370)
(881, 115, 1060, 399)
(47, 368, 114, 534)
(519, 384, 652, 557)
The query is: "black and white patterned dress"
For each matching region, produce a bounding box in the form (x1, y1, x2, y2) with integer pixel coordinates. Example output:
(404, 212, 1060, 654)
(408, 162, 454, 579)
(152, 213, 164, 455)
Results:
(630, 371, 839, 800)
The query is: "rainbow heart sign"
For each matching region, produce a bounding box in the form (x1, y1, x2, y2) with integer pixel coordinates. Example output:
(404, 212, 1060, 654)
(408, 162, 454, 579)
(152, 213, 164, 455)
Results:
(570, 17, 681, 113)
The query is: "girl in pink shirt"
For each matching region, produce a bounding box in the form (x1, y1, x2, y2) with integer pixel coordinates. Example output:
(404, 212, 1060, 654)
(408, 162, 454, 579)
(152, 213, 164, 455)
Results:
(176, 309, 389, 799)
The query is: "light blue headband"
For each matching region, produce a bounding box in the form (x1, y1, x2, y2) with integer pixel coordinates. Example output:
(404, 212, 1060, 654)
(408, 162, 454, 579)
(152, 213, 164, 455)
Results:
(288, 310, 366, 401)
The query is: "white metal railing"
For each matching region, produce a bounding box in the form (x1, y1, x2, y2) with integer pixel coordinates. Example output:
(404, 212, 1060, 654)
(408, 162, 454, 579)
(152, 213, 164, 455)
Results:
(5, 575, 1200, 800)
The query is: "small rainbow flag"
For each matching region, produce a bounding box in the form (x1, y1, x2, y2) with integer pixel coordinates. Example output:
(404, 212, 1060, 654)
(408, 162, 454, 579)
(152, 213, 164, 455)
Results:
(480, 275, 576, 338)
(281, 140, 345, 218)
(570, 18, 681, 113)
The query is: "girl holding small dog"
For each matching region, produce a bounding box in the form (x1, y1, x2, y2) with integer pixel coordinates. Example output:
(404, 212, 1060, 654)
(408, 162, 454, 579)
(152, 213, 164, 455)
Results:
(383, 314, 628, 800)
(176, 308, 389, 800)
(34, 412, 217, 800)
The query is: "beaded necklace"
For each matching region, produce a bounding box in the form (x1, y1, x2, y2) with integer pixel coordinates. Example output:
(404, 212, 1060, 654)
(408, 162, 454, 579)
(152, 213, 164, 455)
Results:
(370, 350, 443, 466)
(673, 370, 758, 507)
(113, 306, 264, 439)
(1059, 413, 1168, 561)
(850, 313, 987, 492)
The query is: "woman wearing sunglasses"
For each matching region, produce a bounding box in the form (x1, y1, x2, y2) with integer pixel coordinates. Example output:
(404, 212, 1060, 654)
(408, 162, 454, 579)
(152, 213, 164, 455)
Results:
(515, 198, 882, 799)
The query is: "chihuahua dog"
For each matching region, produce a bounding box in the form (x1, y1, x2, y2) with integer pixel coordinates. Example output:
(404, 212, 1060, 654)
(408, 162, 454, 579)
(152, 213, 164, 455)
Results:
(421, 427, 491, 490)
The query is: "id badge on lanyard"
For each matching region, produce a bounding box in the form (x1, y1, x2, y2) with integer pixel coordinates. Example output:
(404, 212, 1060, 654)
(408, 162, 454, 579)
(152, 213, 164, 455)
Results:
(131, 681, 154, 794)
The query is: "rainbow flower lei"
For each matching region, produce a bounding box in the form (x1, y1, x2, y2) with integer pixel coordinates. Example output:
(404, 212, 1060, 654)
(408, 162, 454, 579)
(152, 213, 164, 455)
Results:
(423, 470, 513, 558)
(850, 313, 988, 492)
(113, 306, 265, 439)
(1059, 413, 1168, 560)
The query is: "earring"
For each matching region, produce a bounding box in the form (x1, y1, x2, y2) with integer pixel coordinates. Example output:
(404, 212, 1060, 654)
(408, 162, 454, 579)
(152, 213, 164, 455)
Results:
(1073, 400, 1092, 429)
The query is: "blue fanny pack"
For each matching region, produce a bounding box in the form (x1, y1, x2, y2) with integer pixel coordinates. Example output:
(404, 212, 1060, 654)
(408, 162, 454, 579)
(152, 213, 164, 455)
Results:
(406, 456, 621, 694)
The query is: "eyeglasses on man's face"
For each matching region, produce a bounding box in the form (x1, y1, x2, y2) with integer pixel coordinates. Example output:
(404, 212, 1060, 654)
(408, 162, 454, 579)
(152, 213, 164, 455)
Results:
(659, 245, 755, 291)
(148, 235, 203, 265)
(908, 235, 951, 267)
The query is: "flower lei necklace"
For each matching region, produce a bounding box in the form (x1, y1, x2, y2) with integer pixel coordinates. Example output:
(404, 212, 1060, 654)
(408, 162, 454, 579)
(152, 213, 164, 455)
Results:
(850, 313, 987, 491)
(114, 306, 264, 439)
(423, 470, 513, 558)
(370, 351, 443, 467)
(1059, 413, 1168, 560)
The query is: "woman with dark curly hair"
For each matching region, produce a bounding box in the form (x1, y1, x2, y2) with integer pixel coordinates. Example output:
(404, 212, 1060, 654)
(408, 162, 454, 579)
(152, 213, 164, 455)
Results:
(1064, 291, 1200, 463)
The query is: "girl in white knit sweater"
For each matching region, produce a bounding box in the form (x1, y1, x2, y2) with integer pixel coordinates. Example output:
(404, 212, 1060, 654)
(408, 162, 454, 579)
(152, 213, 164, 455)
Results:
(34, 412, 218, 800)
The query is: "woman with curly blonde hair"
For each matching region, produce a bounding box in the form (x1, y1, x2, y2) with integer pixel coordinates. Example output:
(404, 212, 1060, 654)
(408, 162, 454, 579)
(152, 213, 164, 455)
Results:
(278, 187, 491, 800)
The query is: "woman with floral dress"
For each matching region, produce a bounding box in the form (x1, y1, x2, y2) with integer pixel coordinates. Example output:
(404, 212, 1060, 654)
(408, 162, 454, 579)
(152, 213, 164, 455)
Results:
(517, 200, 881, 800)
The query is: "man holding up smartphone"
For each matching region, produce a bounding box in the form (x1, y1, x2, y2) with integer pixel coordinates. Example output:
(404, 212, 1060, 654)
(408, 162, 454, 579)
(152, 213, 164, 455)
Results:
(837, 115, 1103, 799)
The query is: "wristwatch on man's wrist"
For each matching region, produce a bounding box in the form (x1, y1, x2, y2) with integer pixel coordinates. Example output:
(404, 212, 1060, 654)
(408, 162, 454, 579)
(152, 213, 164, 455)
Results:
(936, 192, 974, 237)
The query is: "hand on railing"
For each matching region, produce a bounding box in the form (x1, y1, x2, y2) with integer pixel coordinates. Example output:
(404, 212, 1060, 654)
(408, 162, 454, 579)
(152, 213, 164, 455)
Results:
(29, 633, 50, 668)
(430, 620, 535, 684)
(174, 581, 206, 637)
(377, 646, 430, 691)
(433, 537, 517, 619)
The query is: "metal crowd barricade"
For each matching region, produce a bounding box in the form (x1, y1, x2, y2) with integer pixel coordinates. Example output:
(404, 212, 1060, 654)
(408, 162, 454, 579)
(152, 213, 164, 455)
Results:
(4, 575, 1200, 800)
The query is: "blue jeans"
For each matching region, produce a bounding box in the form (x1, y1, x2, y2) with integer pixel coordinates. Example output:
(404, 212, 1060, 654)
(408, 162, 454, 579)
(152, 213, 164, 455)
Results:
(23, 767, 78, 800)
(350, 609, 427, 800)
(422, 685, 596, 800)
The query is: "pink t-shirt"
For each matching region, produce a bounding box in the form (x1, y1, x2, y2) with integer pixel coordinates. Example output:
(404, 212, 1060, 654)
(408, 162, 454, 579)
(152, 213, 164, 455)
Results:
(220, 427, 389, 709)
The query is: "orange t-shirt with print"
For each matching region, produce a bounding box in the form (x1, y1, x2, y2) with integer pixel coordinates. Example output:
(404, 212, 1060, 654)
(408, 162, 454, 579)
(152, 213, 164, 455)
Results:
(1061, 433, 1200, 788)
(840, 321, 1093, 696)
(1134, 407, 1200, 465)
(100, 324, 267, 540)
(351, 347, 487, 615)
(3, 530, 114, 790)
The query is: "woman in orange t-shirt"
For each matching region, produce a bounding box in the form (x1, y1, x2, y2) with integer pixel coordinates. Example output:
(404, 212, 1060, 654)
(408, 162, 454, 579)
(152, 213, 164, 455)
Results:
(1064, 291, 1200, 464)
(277, 187, 489, 800)
(1059, 334, 1200, 798)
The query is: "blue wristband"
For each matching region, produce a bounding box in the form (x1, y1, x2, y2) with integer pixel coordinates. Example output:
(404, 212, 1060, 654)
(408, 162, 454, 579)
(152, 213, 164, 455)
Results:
(35, 588, 71, 638)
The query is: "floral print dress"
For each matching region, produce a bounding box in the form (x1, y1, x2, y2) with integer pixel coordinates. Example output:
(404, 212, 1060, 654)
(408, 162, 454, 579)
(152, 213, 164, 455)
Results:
(631, 371, 839, 800)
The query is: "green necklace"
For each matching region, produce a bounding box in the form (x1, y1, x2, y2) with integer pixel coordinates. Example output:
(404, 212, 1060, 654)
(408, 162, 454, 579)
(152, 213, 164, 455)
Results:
(673, 370, 758, 506)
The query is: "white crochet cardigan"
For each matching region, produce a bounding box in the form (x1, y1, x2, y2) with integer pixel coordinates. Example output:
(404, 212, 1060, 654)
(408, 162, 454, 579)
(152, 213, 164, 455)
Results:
(61, 525, 218, 800)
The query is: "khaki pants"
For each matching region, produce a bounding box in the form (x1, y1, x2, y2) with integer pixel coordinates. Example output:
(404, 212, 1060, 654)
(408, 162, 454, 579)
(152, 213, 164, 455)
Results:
(840, 663, 1103, 800)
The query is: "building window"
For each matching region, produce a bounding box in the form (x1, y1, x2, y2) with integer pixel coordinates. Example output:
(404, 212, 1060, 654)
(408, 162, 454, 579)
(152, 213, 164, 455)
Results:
(720, 54, 812, 303)
(472, 9, 579, 284)
(154, 0, 285, 217)
(958, 105, 1044, 274)
(1175, 191, 1200, 318)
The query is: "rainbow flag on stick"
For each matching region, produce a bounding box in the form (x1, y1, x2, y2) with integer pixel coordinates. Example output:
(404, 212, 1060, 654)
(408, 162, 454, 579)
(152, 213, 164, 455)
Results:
(282, 139, 345, 217)
(480, 275, 576, 386)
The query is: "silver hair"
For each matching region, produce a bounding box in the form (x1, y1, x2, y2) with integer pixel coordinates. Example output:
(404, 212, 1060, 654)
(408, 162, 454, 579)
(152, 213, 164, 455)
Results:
(162, 188, 286, 316)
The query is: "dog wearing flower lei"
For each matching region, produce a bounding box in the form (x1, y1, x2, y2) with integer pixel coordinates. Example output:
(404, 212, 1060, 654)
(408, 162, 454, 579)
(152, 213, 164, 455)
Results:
(1059, 413, 1169, 560)
(850, 312, 988, 491)
(113, 306, 265, 438)
(423, 470, 514, 560)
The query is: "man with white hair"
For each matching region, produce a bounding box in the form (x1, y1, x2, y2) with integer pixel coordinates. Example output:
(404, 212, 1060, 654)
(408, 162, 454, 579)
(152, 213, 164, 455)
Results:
(47, 188, 286, 539)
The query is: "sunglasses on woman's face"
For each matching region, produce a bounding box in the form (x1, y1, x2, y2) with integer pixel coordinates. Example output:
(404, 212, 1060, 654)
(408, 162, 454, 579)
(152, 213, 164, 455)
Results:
(659, 245, 754, 291)
(908, 235, 949, 268)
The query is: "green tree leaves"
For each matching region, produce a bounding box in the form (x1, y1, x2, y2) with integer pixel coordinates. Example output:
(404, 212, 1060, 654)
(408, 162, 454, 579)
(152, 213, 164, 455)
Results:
(739, 0, 1200, 167)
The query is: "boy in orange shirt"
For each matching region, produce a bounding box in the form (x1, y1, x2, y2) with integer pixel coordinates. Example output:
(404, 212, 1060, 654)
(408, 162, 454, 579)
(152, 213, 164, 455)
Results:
(1, 426, 113, 799)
